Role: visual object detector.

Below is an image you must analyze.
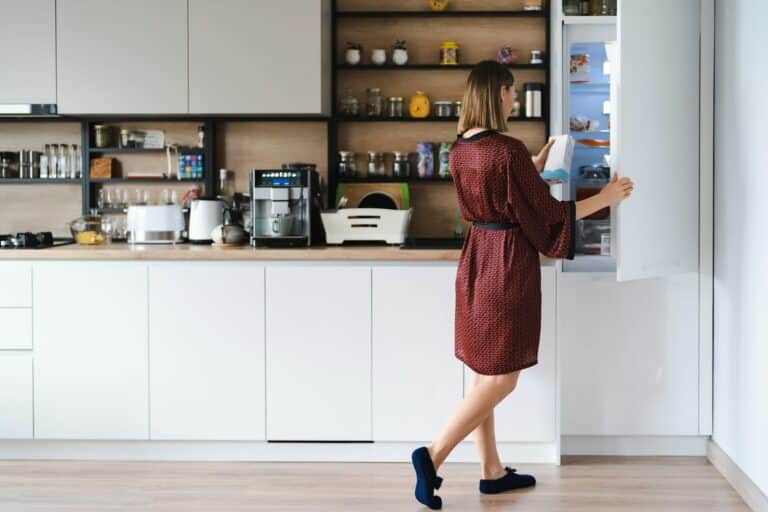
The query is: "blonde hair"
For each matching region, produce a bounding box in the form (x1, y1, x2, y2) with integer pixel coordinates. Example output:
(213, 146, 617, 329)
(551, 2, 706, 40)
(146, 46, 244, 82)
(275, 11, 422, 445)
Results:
(458, 60, 515, 134)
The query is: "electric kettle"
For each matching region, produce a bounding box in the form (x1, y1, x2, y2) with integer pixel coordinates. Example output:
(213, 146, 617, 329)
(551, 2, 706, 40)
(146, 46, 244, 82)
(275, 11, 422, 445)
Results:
(188, 199, 224, 243)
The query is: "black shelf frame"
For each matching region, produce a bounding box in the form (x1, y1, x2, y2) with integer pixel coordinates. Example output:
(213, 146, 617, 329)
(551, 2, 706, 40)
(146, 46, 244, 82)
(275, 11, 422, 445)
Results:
(327, 1, 552, 206)
(81, 118, 216, 214)
(336, 10, 546, 18)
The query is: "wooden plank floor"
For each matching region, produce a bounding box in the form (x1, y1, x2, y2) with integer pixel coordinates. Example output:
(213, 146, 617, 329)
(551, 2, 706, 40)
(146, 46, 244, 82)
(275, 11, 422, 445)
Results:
(0, 456, 749, 511)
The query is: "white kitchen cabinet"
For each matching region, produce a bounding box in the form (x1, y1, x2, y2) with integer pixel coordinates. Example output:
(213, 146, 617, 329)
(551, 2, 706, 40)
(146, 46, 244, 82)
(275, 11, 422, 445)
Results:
(0, 309, 32, 350)
(265, 266, 371, 441)
(372, 265, 462, 441)
(558, 272, 700, 435)
(188, 0, 329, 114)
(0, 352, 33, 439)
(148, 263, 266, 440)
(463, 266, 558, 442)
(0, 263, 32, 307)
(33, 263, 149, 439)
(56, 0, 188, 114)
(0, 0, 56, 105)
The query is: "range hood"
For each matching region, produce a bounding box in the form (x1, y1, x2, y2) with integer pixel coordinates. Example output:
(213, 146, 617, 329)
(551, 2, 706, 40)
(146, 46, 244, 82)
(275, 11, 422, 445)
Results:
(0, 104, 58, 116)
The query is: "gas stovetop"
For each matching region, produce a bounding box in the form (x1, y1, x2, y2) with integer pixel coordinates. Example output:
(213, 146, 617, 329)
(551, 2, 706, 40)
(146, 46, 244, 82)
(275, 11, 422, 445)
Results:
(0, 232, 75, 249)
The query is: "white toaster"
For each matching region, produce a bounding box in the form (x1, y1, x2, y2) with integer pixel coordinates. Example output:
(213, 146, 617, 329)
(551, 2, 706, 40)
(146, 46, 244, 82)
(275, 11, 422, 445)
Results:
(126, 205, 185, 244)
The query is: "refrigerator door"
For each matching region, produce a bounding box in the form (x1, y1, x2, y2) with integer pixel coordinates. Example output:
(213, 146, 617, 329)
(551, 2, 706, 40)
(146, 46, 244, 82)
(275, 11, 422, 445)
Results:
(613, 0, 700, 281)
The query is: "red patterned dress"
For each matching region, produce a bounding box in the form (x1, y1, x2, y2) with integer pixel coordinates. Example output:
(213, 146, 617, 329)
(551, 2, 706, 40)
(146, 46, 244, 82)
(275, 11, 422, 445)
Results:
(450, 131, 575, 375)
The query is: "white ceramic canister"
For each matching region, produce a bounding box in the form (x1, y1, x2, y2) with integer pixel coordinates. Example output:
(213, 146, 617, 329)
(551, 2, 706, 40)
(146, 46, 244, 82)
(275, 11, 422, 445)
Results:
(345, 48, 361, 65)
(392, 48, 408, 65)
(371, 48, 387, 65)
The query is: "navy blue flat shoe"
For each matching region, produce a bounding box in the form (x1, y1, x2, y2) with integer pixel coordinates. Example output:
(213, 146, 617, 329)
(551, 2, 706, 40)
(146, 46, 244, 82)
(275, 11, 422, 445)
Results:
(479, 466, 536, 494)
(411, 446, 443, 510)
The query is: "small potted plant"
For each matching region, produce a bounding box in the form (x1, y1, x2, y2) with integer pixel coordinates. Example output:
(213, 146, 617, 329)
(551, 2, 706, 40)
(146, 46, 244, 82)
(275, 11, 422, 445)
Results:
(392, 40, 409, 66)
(345, 42, 362, 66)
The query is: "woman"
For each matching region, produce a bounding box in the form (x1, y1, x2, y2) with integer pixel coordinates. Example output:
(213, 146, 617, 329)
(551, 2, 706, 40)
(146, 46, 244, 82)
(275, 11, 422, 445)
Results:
(410, 61, 634, 510)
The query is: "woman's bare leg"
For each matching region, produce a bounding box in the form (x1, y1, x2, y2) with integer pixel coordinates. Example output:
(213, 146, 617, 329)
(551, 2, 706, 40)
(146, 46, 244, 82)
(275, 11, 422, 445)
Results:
(427, 370, 519, 471)
(469, 371, 509, 479)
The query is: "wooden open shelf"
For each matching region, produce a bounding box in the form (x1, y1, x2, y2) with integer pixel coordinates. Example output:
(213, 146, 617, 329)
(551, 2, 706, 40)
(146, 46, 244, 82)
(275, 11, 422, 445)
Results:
(88, 147, 204, 154)
(337, 63, 546, 70)
(339, 175, 453, 183)
(336, 10, 546, 18)
(0, 178, 81, 184)
(335, 116, 544, 123)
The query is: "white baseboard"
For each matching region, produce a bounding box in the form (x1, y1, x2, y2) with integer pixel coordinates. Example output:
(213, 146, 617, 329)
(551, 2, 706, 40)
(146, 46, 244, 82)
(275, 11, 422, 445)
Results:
(561, 435, 709, 456)
(0, 440, 558, 464)
(708, 439, 768, 512)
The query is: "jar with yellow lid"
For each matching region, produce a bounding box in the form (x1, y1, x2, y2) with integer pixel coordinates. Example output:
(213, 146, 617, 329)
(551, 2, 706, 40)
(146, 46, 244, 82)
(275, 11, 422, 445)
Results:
(440, 41, 459, 66)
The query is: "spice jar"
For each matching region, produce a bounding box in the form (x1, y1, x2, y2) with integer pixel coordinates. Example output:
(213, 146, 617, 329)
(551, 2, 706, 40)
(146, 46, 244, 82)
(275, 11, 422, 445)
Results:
(453, 101, 462, 118)
(393, 152, 411, 177)
(434, 101, 454, 118)
(338, 151, 357, 178)
(339, 89, 360, 117)
(385, 96, 404, 118)
(367, 151, 387, 176)
(366, 88, 383, 118)
(440, 41, 459, 65)
(94, 124, 111, 148)
(368, 151, 387, 176)
(120, 129, 131, 148)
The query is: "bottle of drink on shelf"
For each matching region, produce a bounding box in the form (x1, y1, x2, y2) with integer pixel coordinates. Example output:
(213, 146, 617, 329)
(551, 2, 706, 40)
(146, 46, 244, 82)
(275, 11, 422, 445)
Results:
(40, 144, 49, 179)
(70, 144, 81, 179)
(58, 144, 68, 179)
(48, 144, 58, 179)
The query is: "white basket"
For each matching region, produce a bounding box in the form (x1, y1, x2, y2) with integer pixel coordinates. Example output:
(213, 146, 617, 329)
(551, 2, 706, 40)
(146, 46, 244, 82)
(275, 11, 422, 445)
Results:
(321, 208, 412, 245)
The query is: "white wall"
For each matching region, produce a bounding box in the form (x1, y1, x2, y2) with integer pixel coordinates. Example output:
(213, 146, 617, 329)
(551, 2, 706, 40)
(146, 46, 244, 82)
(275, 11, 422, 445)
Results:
(714, 0, 768, 497)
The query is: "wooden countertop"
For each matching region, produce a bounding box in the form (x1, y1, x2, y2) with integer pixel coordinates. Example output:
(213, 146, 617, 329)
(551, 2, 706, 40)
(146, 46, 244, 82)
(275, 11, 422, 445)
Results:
(0, 243, 463, 261)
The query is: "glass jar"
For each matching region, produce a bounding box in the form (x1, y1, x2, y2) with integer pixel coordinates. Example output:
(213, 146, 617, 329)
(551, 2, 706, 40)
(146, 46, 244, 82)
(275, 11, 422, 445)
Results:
(385, 96, 404, 118)
(392, 152, 411, 178)
(338, 151, 357, 177)
(339, 89, 359, 117)
(440, 41, 459, 65)
(438, 142, 452, 178)
(563, 0, 580, 14)
(367, 151, 387, 176)
(93, 124, 111, 148)
(434, 101, 454, 118)
(366, 88, 383, 118)
(453, 101, 462, 118)
(579, 0, 591, 15)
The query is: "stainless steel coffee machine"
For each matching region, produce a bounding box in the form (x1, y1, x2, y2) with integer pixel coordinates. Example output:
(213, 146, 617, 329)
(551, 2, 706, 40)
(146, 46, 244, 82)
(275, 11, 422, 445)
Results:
(250, 166, 323, 247)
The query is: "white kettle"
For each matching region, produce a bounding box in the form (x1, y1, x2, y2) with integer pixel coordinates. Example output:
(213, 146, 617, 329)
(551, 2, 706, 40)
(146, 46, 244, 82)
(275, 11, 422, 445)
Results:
(188, 199, 224, 243)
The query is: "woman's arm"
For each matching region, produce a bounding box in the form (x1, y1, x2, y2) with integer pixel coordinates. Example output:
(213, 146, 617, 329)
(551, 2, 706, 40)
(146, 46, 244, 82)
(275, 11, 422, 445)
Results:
(575, 173, 634, 220)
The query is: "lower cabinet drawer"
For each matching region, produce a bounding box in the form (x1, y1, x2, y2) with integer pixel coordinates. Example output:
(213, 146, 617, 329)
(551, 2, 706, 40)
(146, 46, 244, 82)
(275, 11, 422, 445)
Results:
(0, 309, 33, 349)
(0, 352, 33, 439)
(0, 263, 32, 307)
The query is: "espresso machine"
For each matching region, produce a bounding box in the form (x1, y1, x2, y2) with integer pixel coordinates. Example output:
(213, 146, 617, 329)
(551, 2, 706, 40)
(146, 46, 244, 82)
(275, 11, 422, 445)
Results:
(249, 165, 324, 247)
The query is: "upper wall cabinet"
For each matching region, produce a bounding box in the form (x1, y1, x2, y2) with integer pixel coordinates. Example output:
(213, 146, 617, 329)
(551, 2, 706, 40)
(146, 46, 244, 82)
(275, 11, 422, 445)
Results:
(189, 0, 329, 114)
(0, 0, 56, 104)
(56, 0, 188, 114)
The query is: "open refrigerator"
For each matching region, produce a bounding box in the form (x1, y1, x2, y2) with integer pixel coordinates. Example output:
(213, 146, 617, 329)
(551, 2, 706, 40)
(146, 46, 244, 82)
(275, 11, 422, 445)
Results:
(560, 22, 617, 272)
